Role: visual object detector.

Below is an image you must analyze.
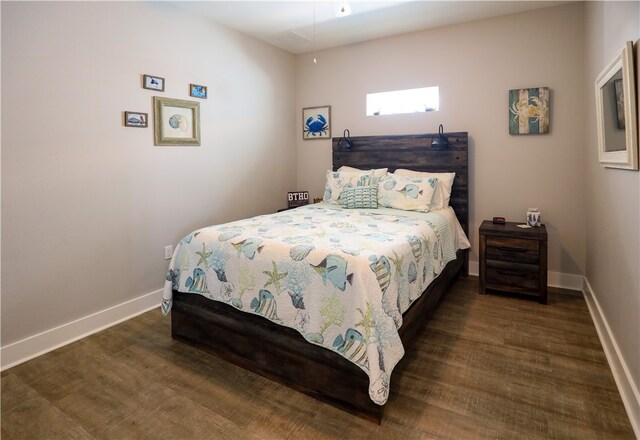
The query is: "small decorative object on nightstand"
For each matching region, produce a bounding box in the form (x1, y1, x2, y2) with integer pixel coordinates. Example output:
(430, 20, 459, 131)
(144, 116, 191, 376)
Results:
(287, 191, 309, 209)
(479, 220, 548, 304)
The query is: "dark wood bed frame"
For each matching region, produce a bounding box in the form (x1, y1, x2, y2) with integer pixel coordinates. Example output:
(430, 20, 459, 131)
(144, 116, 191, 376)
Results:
(171, 132, 469, 423)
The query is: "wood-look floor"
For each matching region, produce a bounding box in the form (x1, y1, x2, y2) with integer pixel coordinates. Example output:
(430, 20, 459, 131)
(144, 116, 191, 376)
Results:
(1, 277, 635, 439)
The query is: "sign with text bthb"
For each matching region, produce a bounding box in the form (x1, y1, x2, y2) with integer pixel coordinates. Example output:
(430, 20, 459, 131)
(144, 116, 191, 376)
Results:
(287, 191, 309, 208)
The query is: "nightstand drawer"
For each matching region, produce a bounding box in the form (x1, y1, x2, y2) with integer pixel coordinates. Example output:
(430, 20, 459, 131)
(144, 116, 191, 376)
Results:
(486, 237, 539, 264)
(485, 260, 539, 294)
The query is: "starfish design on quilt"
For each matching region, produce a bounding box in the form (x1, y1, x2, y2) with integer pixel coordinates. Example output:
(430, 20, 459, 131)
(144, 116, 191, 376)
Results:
(196, 243, 213, 268)
(263, 261, 287, 295)
(389, 251, 405, 277)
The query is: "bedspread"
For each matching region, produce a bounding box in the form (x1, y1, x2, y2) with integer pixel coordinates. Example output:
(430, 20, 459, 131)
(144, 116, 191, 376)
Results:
(162, 203, 466, 405)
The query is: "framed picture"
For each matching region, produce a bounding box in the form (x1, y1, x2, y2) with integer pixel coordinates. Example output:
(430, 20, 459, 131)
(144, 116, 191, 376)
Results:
(303, 105, 331, 140)
(595, 41, 637, 170)
(190, 84, 207, 99)
(124, 111, 148, 128)
(153, 97, 201, 146)
(143, 74, 165, 92)
(508, 87, 550, 135)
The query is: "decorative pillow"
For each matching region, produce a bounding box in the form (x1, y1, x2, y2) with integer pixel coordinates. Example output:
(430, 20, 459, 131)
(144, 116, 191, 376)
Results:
(378, 173, 438, 212)
(339, 185, 378, 209)
(338, 165, 388, 179)
(394, 169, 455, 210)
(323, 170, 376, 205)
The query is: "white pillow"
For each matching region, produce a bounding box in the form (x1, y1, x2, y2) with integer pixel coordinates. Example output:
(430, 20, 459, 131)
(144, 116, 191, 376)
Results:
(323, 170, 376, 205)
(394, 169, 455, 210)
(338, 166, 388, 179)
(377, 173, 438, 212)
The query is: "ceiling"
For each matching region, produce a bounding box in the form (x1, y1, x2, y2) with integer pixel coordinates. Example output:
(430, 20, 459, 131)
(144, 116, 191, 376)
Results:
(170, 1, 570, 55)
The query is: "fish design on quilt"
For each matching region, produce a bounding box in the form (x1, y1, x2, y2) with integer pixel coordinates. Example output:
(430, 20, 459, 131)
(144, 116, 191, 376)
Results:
(407, 235, 423, 261)
(185, 268, 209, 294)
(232, 237, 264, 260)
(310, 254, 354, 291)
(333, 328, 368, 368)
(369, 255, 391, 294)
(180, 231, 200, 245)
(165, 268, 180, 290)
(398, 184, 423, 199)
(250, 289, 279, 320)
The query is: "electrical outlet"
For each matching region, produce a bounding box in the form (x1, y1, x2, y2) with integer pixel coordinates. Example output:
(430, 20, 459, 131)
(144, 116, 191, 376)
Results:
(164, 245, 173, 260)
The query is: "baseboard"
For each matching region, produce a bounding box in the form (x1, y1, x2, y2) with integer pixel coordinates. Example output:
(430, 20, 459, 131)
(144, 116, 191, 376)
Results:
(547, 271, 584, 292)
(468, 261, 583, 292)
(1, 289, 163, 371)
(583, 278, 640, 438)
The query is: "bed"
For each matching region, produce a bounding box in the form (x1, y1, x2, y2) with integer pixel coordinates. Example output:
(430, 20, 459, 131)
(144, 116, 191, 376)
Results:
(164, 132, 469, 423)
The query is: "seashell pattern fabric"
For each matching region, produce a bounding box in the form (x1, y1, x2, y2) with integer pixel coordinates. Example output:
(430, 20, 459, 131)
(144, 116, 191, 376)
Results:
(162, 203, 467, 405)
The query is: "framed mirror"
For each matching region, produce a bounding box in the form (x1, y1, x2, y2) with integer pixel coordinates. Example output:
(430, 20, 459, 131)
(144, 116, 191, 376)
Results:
(595, 41, 638, 170)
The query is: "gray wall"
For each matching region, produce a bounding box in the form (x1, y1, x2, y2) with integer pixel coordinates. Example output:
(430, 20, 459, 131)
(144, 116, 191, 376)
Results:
(584, 0, 640, 411)
(1, 2, 296, 345)
(295, 3, 586, 277)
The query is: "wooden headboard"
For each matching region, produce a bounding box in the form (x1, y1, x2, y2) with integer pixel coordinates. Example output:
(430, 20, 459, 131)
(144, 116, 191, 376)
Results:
(332, 131, 469, 237)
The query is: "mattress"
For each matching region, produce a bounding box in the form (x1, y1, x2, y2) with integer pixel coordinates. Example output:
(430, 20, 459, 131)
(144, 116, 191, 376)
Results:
(162, 203, 470, 404)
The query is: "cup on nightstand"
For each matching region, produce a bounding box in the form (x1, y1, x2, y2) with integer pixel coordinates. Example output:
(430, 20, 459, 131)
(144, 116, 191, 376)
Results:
(527, 208, 541, 227)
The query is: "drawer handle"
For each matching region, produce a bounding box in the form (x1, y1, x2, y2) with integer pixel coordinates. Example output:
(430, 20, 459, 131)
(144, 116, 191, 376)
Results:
(497, 269, 527, 277)
(496, 246, 527, 253)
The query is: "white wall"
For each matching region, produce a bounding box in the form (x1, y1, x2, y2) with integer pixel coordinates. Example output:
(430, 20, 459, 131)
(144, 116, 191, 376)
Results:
(1, 2, 296, 346)
(584, 1, 640, 429)
(295, 3, 586, 277)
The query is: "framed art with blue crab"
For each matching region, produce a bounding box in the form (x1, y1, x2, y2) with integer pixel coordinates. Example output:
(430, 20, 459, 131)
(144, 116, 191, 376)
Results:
(302, 105, 331, 140)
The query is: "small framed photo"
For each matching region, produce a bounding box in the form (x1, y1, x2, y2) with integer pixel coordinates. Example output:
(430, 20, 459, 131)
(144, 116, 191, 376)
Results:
(190, 84, 207, 99)
(124, 111, 148, 128)
(143, 74, 165, 92)
(153, 97, 200, 146)
(302, 105, 331, 140)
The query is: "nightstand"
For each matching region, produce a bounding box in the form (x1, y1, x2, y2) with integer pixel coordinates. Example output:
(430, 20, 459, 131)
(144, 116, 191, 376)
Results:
(479, 221, 548, 304)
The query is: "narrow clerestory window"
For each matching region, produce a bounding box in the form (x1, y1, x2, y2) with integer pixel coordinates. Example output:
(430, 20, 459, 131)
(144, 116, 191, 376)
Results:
(366, 86, 439, 116)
